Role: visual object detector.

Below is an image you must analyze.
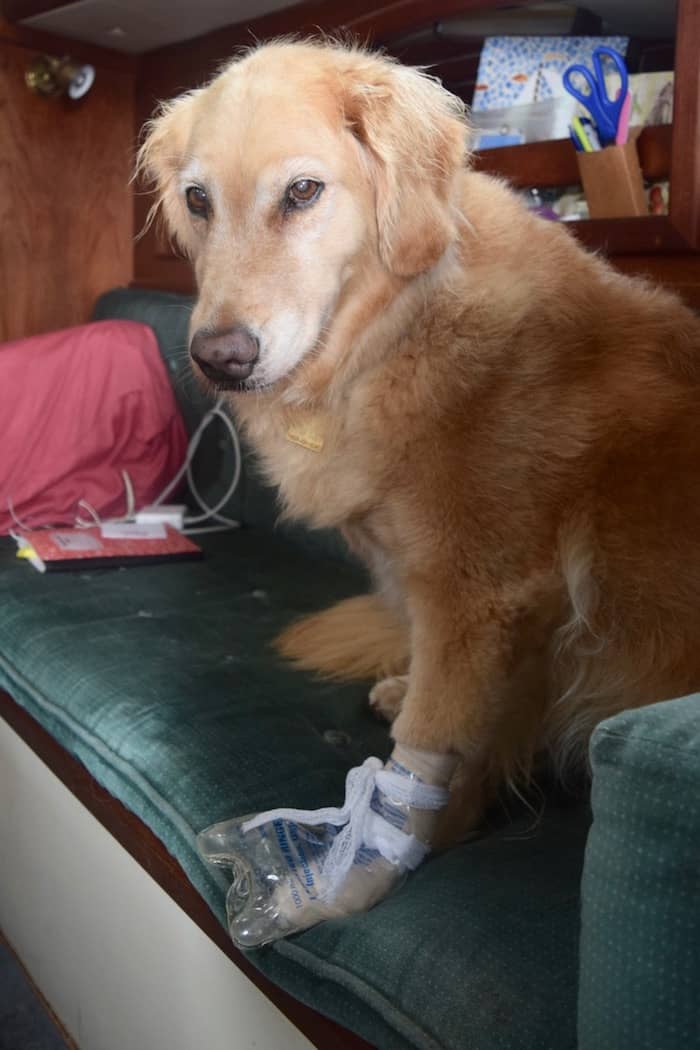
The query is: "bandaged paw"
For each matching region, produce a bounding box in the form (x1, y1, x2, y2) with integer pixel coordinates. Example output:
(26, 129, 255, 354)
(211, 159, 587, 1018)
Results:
(197, 745, 455, 948)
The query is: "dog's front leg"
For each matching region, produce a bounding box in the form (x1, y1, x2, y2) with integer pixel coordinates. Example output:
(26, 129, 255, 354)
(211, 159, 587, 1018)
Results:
(198, 607, 462, 948)
(388, 587, 525, 844)
(391, 613, 506, 756)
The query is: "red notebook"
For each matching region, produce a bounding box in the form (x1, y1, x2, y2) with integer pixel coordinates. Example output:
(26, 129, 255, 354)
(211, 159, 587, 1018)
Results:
(14, 525, 202, 572)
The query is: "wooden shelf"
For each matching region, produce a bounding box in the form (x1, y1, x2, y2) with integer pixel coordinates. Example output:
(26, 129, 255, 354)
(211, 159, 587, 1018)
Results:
(473, 125, 672, 189)
(567, 215, 692, 255)
(470, 125, 687, 256)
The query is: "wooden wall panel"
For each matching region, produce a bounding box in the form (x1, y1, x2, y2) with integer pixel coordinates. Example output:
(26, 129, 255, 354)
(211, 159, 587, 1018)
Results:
(0, 23, 135, 340)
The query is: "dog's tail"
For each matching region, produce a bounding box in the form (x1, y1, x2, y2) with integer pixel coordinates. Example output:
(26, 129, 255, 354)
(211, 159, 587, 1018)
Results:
(274, 594, 409, 681)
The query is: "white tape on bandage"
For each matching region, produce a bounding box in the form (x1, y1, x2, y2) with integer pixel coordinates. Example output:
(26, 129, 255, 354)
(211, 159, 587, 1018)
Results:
(375, 769, 450, 810)
(241, 756, 450, 902)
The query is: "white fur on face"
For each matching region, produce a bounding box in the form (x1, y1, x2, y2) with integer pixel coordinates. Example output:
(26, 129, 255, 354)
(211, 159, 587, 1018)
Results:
(178, 160, 206, 193)
(254, 307, 318, 387)
(251, 164, 344, 387)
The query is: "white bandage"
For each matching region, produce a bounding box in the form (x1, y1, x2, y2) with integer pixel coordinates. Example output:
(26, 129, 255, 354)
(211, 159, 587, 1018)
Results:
(199, 745, 457, 947)
(243, 756, 450, 902)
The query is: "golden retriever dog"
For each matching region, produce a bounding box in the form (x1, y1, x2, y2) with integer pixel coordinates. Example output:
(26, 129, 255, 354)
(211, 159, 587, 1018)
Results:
(139, 39, 700, 844)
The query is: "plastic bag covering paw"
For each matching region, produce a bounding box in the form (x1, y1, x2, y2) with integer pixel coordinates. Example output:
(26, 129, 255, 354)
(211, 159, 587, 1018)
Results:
(198, 751, 452, 948)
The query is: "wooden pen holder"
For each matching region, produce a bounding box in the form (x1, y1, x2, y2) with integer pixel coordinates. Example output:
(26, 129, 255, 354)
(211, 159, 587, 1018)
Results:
(576, 137, 647, 219)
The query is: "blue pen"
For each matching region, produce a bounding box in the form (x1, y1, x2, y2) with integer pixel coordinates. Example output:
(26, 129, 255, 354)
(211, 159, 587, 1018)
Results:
(580, 117, 602, 150)
(569, 126, 584, 152)
(569, 117, 602, 153)
(571, 116, 594, 152)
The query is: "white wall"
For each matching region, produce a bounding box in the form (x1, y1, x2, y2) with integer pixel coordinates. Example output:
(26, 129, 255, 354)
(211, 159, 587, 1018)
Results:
(0, 717, 313, 1050)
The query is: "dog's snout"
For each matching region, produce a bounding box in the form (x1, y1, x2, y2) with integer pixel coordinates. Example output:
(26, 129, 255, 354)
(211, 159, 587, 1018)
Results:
(190, 325, 260, 386)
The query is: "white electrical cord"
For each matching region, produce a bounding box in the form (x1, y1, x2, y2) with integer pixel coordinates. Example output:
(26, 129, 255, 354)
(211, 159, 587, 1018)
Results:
(74, 469, 136, 529)
(6, 396, 243, 536)
(150, 396, 242, 534)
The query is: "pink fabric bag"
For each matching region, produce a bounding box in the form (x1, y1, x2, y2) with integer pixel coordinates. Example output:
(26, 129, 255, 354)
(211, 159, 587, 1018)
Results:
(0, 320, 188, 535)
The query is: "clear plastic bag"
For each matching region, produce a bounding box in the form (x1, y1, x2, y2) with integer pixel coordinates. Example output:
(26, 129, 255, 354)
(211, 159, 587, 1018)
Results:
(198, 753, 452, 948)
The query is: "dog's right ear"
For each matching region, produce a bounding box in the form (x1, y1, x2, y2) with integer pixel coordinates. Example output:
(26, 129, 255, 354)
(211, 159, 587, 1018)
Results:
(135, 90, 201, 254)
(340, 54, 469, 278)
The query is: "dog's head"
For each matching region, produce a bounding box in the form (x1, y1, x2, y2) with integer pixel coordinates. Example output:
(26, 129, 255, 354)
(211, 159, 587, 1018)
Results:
(137, 41, 468, 395)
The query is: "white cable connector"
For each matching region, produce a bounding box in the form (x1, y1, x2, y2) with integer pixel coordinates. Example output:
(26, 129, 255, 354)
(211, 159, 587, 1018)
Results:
(135, 504, 187, 531)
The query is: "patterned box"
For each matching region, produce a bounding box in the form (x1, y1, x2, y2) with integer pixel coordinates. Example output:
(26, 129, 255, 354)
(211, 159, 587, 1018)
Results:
(472, 36, 629, 112)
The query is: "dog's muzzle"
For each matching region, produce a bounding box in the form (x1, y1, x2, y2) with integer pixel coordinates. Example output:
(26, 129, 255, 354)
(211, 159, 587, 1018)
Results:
(190, 325, 260, 388)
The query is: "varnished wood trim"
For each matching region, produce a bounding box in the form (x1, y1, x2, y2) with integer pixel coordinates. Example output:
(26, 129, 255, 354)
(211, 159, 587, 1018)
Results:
(1, 0, 69, 22)
(670, 0, 700, 248)
(140, 0, 526, 81)
(474, 125, 672, 190)
(0, 14, 136, 71)
(567, 215, 692, 255)
(0, 690, 375, 1050)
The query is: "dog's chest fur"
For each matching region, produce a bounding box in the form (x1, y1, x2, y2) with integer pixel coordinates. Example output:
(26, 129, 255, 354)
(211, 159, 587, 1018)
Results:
(232, 394, 388, 531)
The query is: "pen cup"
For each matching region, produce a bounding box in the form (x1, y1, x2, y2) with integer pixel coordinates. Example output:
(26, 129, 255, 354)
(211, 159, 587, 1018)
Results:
(576, 137, 647, 219)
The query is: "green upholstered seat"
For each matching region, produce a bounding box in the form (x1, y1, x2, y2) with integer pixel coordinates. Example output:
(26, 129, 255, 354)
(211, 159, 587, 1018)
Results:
(0, 523, 588, 1049)
(579, 695, 700, 1050)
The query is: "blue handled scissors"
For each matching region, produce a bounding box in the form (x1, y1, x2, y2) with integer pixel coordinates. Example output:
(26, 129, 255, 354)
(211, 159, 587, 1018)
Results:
(562, 46, 629, 146)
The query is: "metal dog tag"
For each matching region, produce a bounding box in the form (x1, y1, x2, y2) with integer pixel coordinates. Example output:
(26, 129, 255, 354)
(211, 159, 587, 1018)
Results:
(286, 415, 325, 452)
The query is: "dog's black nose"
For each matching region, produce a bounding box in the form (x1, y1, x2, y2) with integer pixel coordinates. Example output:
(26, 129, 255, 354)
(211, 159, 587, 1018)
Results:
(190, 325, 260, 386)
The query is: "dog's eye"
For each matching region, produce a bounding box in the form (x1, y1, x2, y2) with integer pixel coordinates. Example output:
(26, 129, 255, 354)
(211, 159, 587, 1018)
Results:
(185, 185, 209, 219)
(286, 179, 323, 210)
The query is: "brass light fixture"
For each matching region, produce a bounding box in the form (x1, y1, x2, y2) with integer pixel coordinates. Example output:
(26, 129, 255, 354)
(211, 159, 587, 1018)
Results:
(25, 55, 95, 101)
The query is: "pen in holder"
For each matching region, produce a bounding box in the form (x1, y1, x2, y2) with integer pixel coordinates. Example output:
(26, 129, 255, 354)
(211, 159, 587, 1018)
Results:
(576, 135, 647, 219)
(562, 46, 645, 219)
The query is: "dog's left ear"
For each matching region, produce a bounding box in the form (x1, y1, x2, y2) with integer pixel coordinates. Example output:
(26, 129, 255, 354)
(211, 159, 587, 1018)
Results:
(342, 56, 469, 278)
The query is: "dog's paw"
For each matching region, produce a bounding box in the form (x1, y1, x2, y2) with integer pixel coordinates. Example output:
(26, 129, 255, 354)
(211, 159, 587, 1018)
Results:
(369, 675, 409, 722)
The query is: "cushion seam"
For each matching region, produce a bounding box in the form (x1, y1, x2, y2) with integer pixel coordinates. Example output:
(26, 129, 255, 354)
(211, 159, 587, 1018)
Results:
(274, 939, 446, 1050)
(594, 725, 700, 759)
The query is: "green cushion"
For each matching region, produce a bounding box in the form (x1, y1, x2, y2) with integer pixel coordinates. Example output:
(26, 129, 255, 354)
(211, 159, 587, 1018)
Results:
(0, 532, 588, 1050)
(578, 695, 700, 1050)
